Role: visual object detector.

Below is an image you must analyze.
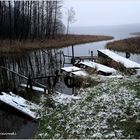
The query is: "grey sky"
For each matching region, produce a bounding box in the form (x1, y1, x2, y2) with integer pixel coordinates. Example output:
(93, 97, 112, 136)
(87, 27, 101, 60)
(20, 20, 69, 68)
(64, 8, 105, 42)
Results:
(62, 0, 140, 26)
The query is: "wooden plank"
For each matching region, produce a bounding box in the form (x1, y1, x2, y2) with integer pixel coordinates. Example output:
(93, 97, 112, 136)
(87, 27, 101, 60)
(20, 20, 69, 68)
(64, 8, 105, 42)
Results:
(98, 49, 140, 69)
(80, 61, 117, 74)
(61, 66, 81, 73)
(61, 66, 87, 76)
(0, 92, 41, 119)
(72, 70, 88, 76)
(20, 84, 48, 93)
(0, 66, 28, 80)
(63, 55, 97, 60)
(0, 66, 47, 89)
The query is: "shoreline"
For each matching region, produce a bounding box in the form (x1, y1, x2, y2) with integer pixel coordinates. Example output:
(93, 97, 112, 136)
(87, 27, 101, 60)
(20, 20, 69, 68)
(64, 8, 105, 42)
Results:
(131, 32, 140, 36)
(0, 34, 113, 54)
(106, 36, 140, 54)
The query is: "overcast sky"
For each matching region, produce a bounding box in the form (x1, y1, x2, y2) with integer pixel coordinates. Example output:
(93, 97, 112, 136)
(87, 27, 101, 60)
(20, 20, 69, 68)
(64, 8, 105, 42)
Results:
(62, 0, 140, 27)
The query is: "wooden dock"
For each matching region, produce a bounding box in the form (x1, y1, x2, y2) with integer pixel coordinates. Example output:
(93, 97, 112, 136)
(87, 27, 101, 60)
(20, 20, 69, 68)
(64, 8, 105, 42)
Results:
(0, 92, 41, 119)
(79, 61, 117, 75)
(98, 49, 140, 69)
(61, 66, 81, 73)
(61, 62, 117, 76)
(64, 55, 97, 60)
(20, 84, 48, 93)
(61, 66, 88, 77)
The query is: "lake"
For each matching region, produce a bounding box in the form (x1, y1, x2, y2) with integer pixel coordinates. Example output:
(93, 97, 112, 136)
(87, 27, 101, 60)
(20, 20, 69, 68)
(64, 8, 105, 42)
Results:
(1, 24, 140, 139)
(63, 24, 140, 63)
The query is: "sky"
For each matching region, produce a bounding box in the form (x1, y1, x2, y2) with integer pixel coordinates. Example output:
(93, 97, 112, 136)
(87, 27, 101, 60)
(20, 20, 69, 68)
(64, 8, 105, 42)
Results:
(62, 0, 140, 27)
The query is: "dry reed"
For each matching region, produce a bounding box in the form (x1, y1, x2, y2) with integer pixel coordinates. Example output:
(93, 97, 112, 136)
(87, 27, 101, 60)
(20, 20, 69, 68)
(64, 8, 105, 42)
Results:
(106, 37, 140, 54)
(0, 34, 113, 54)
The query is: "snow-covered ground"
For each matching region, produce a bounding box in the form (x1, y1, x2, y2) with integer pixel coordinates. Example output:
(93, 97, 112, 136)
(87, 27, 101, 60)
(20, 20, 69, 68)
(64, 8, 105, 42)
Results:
(52, 92, 81, 105)
(36, 76, 140, 139)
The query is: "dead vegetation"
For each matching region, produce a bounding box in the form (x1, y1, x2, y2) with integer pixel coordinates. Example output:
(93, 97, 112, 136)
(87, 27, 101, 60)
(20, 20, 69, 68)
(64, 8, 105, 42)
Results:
(84, 67, 97, 75)
(106, 37, 140, 54)
(73, 75, 100, 88)
(96, 57, 136, 75)
(0, 34, 113, 54)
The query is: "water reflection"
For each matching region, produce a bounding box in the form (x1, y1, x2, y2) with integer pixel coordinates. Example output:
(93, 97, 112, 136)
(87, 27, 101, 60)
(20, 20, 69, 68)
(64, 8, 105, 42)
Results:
(62, 40, 112, 57)
(62, 40, 140, 64)
(0, 109, 37, 139)
(0, 49, 64, 92)
(0, 49, 69, 138)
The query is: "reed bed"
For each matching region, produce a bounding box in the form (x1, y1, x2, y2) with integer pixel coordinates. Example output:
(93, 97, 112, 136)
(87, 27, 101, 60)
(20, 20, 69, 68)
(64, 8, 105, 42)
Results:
(106, 37, 140, 54)
(0, 34, 113, 54)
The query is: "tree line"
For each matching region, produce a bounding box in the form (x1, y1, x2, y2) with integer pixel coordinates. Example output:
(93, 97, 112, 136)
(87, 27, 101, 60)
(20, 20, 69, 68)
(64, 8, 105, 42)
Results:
(0, 1, 65, 41)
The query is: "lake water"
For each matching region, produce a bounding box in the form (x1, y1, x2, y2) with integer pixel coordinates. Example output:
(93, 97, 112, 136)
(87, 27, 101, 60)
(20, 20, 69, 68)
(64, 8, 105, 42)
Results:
(63, 24, 140, 63)
(1, 24, 140, 139)
(70, 24, 140, 39)
(0, 109, 37, 139)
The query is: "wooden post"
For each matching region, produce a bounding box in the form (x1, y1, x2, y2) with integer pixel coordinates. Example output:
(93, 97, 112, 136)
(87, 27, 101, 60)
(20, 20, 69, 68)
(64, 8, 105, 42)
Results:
(72, 44, 75, 65)
(26, 75, 32, 90)
(91, 51, 93, 61)
(60, 51, 62, 66)
(72, 86, 75, 95)
(126, 52, 130, 59)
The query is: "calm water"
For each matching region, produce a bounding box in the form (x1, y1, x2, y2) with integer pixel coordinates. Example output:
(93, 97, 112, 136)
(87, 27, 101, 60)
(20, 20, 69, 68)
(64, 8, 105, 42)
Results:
(63, 24, 140, 63)
(1, 24, 140, 138)
(0, 109, 37, 139)
(70, 24, 140, 39)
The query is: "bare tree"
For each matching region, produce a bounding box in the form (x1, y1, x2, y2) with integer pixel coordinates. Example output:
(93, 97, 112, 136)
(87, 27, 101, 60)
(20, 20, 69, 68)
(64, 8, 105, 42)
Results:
(66, 7, 75, 36)
(8, 1, 12, 41)
(40, 1, 44, 39)
(0, 0, 65, 40)
(52, 1, 57, 38)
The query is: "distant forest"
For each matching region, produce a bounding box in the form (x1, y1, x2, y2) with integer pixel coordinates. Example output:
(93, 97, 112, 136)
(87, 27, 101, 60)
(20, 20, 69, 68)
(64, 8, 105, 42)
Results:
(0, 1, 65, 40)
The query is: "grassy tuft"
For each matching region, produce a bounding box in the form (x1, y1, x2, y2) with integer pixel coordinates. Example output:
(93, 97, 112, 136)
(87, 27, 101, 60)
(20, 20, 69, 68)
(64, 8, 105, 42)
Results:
(73, 75, 100, 88)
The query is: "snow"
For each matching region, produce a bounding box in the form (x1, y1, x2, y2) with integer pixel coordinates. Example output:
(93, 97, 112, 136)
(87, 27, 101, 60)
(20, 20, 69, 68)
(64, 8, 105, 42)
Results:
(61, 66, 88, 76)
(0, 92, 40, 119)
(99, 74, 123, 79)
(37, 76, 140, 139)
(62, 82, 140, 139)
(52, 91, 81, 105)
(72, 70, 88, 76)
(20, 84, 48, 93)
(98, 49, 140, 68)
(80, 61, 117, 74)
(61, 66, 81, 72)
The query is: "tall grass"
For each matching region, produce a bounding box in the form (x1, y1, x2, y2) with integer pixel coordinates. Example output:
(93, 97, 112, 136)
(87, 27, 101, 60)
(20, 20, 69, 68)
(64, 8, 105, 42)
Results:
(0, 34, 113, 54)
(106, 37, 140, 54)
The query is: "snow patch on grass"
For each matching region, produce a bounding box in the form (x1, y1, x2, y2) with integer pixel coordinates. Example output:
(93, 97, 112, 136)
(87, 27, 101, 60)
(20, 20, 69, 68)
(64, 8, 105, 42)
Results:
(36, 76, 140, 139)
(52, 92, 81, 105)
